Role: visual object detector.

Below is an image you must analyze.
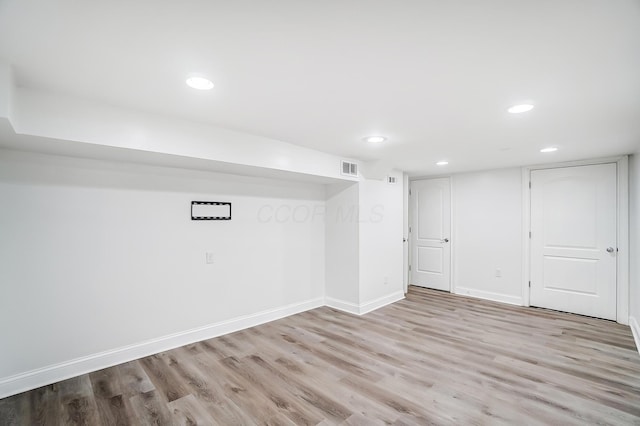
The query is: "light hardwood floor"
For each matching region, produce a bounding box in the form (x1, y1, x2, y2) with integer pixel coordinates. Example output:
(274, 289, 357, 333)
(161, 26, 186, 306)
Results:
(1, 286, 640, 425)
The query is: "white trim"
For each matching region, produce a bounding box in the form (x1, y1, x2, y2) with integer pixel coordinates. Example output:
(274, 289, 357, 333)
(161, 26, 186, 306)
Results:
(408, 179, 414, 289)
(325, 291, 405, 315)
(449, 175, 456, 294)
(521, 156, 626, 171)
(0, 297, 324, 399)
(455, 287, 523, 306)
(630, 317, 640, 356)
(521, 156, 630, 324)
(359, 291, 405, 315)
(403, 172, 410, 294)
(617, 156, 630, 325)
(324, 297, 361, 315)
(521, 167, 531, 307)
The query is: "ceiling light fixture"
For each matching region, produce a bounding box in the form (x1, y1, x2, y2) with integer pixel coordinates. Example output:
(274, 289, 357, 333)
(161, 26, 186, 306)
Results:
(186, 75, 214, 90)
(365, 136, 386, 143)
(436, 161, 449, 166)
(508, 104, 534, 114)
(540, 147, 558, 153)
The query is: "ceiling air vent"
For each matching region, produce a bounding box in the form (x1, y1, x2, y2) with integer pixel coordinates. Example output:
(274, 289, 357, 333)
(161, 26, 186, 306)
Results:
(341, 160, 358, 177)
(387, 176, 397, 184)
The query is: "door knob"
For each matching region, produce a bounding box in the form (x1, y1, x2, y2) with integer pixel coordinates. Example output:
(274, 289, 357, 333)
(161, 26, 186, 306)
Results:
(606, 247, 615, 253)
(441, 238, 449, 243)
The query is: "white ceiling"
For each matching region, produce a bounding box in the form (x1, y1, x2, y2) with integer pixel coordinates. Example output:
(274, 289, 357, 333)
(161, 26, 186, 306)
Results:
(1, 0, 639, 176)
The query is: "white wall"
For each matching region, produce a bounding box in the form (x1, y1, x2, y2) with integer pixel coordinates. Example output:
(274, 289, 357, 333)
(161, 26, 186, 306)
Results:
(452, 168, 523, 304)
(0, 63, 12, 119)
(630, 154, 640, 324)
(324, 174, 405, 314)
(7, 88, 357, 181)
(325, 182, 360, 306)
(0, 149, 326, 388)
(359, 173, 404, 305)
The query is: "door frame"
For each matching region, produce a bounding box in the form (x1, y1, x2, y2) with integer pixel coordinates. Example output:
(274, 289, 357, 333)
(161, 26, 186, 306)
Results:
(403, 173, 410, 294)
(408, 176, 453, 292)
(521, 156, 629, 324)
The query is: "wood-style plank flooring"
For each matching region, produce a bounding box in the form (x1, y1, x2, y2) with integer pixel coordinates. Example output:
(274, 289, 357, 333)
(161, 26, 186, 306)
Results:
(2, 286, 640, 425)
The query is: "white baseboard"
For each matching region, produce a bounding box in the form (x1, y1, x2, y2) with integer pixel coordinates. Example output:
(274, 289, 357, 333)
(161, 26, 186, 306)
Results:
(359, 291, 405, 315)
(630, 316, 640, 356)
(324, 297, 360, 315)
(326, 291, 405, 315)
(0, 297, 324, 399)
(454, 287, 523, 306)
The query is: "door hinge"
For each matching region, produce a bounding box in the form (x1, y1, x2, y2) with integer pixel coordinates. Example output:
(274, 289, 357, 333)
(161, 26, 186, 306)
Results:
(409, 189, 412, 196)
(409, 265, 412, 272)
(529, 281, 531, 288)
(529, 181, 531, 189)
(529, 231, 532, 239)
(409, 226, 412, 233)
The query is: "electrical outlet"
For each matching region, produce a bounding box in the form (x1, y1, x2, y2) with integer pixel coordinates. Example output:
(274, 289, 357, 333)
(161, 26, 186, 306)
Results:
(206, 252, 214, 264)
(495, 268, 502, 278)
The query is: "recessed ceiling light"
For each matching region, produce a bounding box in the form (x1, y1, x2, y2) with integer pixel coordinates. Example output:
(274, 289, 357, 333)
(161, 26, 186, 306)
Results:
(186, 75, 214, 90)
(364, 136, 386, 143)
(540, 147, 558, 153)
(436, 161, 449, 166)
(508, 104, 534, 114)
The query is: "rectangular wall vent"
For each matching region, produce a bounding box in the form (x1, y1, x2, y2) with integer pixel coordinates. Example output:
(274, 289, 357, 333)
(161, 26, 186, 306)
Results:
(341, 160, 358, 177)
(191, 201, 232, 220)
(387, 176, 397, 184)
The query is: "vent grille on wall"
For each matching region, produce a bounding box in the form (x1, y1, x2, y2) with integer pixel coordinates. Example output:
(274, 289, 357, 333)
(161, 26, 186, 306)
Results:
(341, 160, 358, 177)
(191, 201, 232, 220)
(387, 176, 397, 184)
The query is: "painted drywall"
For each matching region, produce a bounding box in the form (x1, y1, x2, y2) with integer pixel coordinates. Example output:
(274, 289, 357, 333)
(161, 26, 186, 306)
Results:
(451, 168, 523, 303)
(8, 87, 358, 182)
(325, 182, 360, 307)
(0, 63, 12, 119)
(324, 175, 405, 313)
(0, 149, 326, 382)
(359, 173, 404, 304)
(630, 153, 640, 322)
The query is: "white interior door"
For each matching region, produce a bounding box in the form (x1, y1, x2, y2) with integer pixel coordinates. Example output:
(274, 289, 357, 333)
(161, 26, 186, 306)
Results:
(530, 163, 617, 320)
(410, 178, 451, 291)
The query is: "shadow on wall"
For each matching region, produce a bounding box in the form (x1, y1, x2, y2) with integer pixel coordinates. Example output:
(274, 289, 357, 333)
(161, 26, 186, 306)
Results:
(0, 149, 326, 201)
